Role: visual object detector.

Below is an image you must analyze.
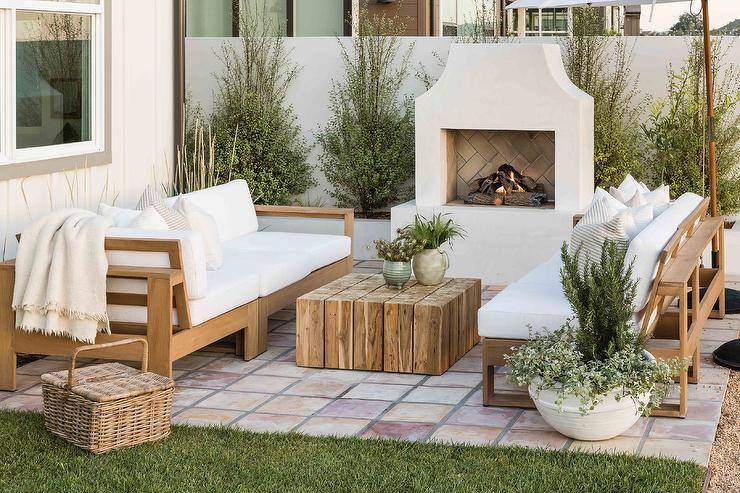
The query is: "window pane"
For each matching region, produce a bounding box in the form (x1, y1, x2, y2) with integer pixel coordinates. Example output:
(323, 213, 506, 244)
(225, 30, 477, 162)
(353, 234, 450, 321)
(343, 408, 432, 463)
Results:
(187, 0, 234, 37)
(294, 0, 343, 37)
(16, 11, 92, 149)
(242, 0, 287, 36)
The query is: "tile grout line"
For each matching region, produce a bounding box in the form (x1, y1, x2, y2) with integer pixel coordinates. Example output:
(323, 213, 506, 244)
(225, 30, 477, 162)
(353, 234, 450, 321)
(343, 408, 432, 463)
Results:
(420, 382, 483, 443)
(175, 349, 288, 423)
(354, 375, 434, 438)
(635, 417, 655, 455)
(491, 409, 525, 447)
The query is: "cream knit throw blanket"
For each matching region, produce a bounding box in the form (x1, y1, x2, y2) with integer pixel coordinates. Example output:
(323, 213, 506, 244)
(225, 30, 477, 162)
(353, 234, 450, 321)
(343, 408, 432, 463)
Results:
(12, 209, 114, 344)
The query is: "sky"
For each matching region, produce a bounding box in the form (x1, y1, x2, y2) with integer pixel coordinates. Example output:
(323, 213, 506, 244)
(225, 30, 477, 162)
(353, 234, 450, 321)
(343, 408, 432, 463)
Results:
(640, 0, 740, 32)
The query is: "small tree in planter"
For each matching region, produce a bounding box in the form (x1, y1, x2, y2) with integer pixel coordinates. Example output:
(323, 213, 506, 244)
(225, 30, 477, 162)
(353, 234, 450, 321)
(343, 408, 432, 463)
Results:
(317, 5, 415, 218)
(505, 241, 685, 441)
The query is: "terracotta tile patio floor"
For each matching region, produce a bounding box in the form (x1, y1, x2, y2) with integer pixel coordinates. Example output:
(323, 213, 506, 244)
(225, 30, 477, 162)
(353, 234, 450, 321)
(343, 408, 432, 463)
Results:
(3, 260, 738, 467)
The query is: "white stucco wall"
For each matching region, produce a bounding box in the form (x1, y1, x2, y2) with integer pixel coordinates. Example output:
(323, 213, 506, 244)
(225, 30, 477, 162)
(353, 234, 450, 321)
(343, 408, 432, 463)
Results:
(186, 35, 740, 208)
(0, 0, 175, 260)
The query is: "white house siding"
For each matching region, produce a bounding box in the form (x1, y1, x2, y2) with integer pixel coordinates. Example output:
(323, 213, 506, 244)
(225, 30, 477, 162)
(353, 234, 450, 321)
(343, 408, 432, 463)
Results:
(0, 0, 175, 260)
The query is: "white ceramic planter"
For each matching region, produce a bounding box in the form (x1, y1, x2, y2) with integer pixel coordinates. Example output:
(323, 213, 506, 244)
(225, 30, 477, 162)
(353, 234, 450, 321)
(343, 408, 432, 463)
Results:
(528, 352, 654, 441)
(412, 249, 449, 286)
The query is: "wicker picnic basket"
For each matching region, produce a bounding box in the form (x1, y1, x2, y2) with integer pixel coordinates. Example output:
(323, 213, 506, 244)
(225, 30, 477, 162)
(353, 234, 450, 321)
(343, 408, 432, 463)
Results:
(41, 339, 174, 454)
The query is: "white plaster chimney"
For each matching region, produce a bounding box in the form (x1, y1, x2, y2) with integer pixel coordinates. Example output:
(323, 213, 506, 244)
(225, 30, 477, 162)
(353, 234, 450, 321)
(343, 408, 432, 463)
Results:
(415, 42, 594, 212)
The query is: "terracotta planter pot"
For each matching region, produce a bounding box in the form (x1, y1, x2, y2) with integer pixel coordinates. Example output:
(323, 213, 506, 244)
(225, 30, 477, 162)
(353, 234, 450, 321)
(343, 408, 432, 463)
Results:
(412, 249, 449, 286)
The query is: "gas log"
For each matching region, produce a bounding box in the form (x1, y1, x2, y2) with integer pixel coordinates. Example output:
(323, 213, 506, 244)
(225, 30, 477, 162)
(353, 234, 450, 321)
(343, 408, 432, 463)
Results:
(465, 164, 548, 207)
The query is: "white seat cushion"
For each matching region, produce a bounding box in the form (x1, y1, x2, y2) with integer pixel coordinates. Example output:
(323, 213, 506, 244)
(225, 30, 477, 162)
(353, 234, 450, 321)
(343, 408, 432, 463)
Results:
(478, 282, 574, 340)
(222, 232, 351, 273)
(218, 249, 312, 297)
(107, 265, 260, 327)
(516, 252, 562, 285)
(163, 180, 258, 242)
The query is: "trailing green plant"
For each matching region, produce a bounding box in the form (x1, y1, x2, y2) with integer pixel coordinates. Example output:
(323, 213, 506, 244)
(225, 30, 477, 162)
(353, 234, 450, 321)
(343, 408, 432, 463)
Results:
(209, 0, 312, 204)
(505, 241, 685, 415)
(403, 214, 466, 250)
(643, 37, 740, 215)
(561, 8, 645, 188)
(317, 5, 415, 217)
(374, 232, 424, 263)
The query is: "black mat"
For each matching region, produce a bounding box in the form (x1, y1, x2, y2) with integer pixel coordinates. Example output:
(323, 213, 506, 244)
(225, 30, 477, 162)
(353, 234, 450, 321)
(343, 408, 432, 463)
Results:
(687, 287, 740, 314)
(713, 339, 740, 371)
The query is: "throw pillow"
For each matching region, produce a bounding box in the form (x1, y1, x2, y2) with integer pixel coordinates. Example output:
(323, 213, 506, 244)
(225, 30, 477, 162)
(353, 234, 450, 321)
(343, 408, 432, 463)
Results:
(617, 204, 654, 240)
(175, 196, 223, 271)
(594, 187, 628, 211)
(99, 204, 141, 228)
(643, 185, 670, 207)
(129, 206, 169, 230)
(609, 174, 642, 204)
(627, 191, 647, 208)
(582, 197, 619, 225)
(136, 185, 165, 211)
(569, 215, 629, 273)
(152, 202, 189, 230)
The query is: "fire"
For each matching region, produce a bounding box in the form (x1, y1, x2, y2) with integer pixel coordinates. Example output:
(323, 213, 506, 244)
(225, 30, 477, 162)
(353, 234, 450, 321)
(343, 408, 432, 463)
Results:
(495, 171, 526, 195)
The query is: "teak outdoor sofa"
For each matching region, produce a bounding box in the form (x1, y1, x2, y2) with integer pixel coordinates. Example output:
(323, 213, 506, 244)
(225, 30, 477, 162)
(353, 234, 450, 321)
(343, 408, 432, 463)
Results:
(0, 180, 354, 390)
(479, 193, 725, 418)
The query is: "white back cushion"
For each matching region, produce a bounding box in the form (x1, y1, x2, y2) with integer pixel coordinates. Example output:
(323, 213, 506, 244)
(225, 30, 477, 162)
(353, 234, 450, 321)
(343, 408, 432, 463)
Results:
(164, 180, 258, 242)
(105, 228, 208, 300)
(626, 193, 703, 311)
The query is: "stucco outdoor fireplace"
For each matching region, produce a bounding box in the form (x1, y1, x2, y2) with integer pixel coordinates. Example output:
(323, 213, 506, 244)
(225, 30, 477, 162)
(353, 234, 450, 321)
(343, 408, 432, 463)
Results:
(391, 43, 595, 284)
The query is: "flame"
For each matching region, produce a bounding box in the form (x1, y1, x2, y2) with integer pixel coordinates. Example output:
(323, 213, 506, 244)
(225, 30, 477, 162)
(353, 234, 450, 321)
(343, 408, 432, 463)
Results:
(496, 171, 526, 195)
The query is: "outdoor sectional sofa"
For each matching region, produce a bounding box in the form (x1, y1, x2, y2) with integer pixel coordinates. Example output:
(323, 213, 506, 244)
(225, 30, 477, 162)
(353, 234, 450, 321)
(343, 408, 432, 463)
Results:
(0, 180, 354, 389)
(479, 192, 726, 418)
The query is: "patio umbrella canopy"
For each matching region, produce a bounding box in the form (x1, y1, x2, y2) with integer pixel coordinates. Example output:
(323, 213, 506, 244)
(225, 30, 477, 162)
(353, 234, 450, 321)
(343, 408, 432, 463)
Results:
(506, 0, 740, 368)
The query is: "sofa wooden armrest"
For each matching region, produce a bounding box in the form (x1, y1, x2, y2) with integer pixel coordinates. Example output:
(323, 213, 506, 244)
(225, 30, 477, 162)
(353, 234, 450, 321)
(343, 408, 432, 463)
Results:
(254, 205, 355, 241)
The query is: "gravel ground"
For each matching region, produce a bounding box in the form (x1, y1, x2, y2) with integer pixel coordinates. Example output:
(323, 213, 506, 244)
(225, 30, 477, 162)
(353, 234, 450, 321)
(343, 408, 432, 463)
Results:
(709, 370, 739, 493)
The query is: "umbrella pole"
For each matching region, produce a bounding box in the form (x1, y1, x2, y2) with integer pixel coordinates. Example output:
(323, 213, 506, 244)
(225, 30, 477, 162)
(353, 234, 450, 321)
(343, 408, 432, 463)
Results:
(701, 1, 740, 369)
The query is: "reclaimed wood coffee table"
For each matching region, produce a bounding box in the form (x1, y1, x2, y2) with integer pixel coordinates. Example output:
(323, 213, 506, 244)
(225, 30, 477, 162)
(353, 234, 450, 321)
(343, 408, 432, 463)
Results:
(296, 273, 481, 375)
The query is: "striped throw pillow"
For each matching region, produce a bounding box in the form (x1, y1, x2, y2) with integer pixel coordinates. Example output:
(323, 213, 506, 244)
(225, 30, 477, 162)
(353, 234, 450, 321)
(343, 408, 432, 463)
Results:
(136, 185, 164, 211)
(152, 202, 189, 230)
(569, 215, 629, 273)
(582, 197, 619, 225)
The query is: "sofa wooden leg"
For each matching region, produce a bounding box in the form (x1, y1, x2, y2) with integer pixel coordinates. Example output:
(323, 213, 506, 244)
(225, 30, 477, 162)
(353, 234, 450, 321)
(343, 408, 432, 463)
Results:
(483, 355, 496, 406)
(688, 346, 700, 384)
(243, 301, 267, 360)
(147, 277, 173, 378)
(0, 266, 16, 391)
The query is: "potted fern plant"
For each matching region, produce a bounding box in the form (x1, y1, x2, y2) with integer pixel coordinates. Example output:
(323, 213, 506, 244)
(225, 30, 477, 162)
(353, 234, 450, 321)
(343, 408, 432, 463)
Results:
(505, 241, 685, 441)
(405, 214, 466, 286)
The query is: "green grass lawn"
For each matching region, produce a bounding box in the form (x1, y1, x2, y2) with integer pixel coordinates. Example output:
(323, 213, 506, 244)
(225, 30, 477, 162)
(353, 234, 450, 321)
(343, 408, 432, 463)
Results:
(0, 411, 705, 493)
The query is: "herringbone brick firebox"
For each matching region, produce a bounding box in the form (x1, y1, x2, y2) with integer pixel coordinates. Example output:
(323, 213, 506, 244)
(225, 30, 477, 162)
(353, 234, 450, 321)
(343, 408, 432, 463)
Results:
(453, 129, 555, 203)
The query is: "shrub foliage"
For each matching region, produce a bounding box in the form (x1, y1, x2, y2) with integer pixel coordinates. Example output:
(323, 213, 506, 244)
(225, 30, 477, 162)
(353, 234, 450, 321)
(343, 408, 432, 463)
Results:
(208, 1, 312, 204)
(643, 38, 740, 214)
(561, 8, 645, 188)
(317, 6, 415, 217)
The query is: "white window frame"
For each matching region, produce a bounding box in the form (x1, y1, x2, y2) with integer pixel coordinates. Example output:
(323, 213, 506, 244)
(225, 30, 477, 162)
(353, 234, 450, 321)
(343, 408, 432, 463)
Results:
(0, 0, 104, 167)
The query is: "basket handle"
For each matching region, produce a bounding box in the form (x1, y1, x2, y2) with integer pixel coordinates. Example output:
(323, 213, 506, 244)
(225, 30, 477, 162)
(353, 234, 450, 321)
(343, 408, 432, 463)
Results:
(67, 338, 149, 388)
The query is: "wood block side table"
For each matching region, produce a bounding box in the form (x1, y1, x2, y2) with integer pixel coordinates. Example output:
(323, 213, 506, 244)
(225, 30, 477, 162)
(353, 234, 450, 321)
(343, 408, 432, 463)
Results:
(296, 274, 481, 375)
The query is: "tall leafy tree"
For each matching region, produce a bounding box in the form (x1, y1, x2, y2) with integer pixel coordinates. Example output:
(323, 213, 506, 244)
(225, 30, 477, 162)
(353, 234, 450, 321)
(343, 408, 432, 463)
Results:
(317, 5, 415, 217)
